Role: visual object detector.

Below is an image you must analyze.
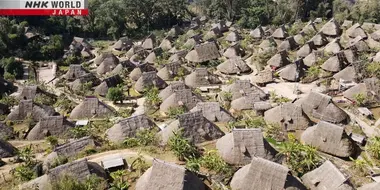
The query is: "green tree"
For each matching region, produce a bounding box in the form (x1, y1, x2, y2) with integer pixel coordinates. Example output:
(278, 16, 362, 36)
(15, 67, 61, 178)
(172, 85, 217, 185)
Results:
(107, 86, 124, 104)
(168, 130, 199, 161)
(367, 137, 380, 159)
(109, 170, 130, 190)
(40, 35, 64, 60)
(0, 57, 24, 79)
(144, 87, 162, 108)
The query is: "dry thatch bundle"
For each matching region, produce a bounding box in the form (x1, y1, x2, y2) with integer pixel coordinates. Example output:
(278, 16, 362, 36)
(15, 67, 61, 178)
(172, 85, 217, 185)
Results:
(94, 75, 123, 97)
(230, 157, 290, 190)
(27, 116, 75, 140)
(113, 37, 133, 51)
(190, 102, 234, 122)
(320, 19, 341, 37)
(69, 97, 115, 119)
(64, 64, 88, 81)
(217, 57, 251, 74)
(160, 111, 224, 144)
(297, 41, 317, 58)
(6, 100, 56, 122)
(301, 160, 354, 190)
(95, 52, 120, 75)
(251, 69, 273, 85)
(264, 103, 311, 132)
(106, 114, 159, 143)
(142, 34, 156, 50)
(301, 91, 348, 123)
(272, 25, 288, 39)
(216, 128, 277, 165)
(185, 41, 221, 63)
(157, 62, 190, 81)
(158, 82, 188, 101)
(136, 159, 206, 190)
(301, 121, 356, 157)
(134, 71, 167, 93)
(184, 68, 221, 87)
(160, 89, 201, 113)
(346, 23, 367, 39)
(0, 139, 16, 158)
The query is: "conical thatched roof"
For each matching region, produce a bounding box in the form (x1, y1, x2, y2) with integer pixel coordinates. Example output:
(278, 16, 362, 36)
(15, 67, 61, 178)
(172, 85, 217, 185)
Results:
(324, 38, 342, 54)
(366, 36, 380, 50)
(348, 36, 369, 52)
(217, 128, 277, 165)
(159, 38, 173, 51)
(160, 89, 201, 113)
(371, 29, 380, 41)
(111, 59, 136, 75)
(18, 85, 38, 100)
(346, 23, 367, 39)
(343, 49, 358, 64)
(27, 116, 75, 140)
(69, 97, 115, 119)
(94, 75, 123, 96)
(279, 61, 304, 82)
(251, 69, 273, 84)
(168, 25, 183, 38)
(267, 50, 290, 68)
(259, 37, 277, 50)
(72, 37, 92, 50)
(158, 82, 188, 101)
(223, 80, 267, 101)
(185, 42, 221, 63)
(64, 64, 88, 81)
(212, 20, 229, 33)
(311, 32, 329, 47)
(264, 103, 310, 132)
(129, 63, 157, 81)
(301, 91, 348, 123)
(69, 73, 100, 93)
(96, 53, 120, 75)
(343, 83, 367, 101)
(277, 36, 299, 51)
(106, 114, 159, 143)
(113, 37, 133, 51)
(6, 100, 56, 122)
(250, 26, 265, 39)
(0, 139, 16, 158)
(190, 102, 234, 122)
(301, 121, 355, 157)
(303, 51, 322, 67)
(142, 34, 156, 50)
(161, 111, 224, 144)
(223, 43, 245, 58)
(217, 57, 251, 74)
(136, 159, 206, 190)
(225, 31, 241, 42)
(342, 20, 353, 29)
(301, 160, 354, 190)
(320, 19, 341, 37)
(157, 62, 189, 81)
(135, 71, 167, 93)
(362, 22, 375, 32)
(0, 122, 13, 140)
(333, 66, 356, 81)
(297, 41, 317, 58)
(230, 157, 290, 190)
(231, 92, 267, 111)
(321, 53, 346, 72)
(302, 21, 317, 34)
(343, 78, 380, 102)
(358, 182, 380, 190)
(272, 25, 288, 39)
(205, 27, 223, 40)
(184, 68, 221, 87)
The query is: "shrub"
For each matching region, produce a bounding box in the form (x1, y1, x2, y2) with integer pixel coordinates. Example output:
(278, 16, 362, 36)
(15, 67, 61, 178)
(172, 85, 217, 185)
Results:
(51, 156, 68, 168)
(4, 72, 16, 81)
(130, 153, 149, 176)
(353, 93, 367, 106)
(109, 170, 130, 190)
(10, 164, 36, 182)
(167, 106, 186, 119)
(366, 62, 380, 78)
(70, 126, 90, 139)
(269, 91, 290, 104)
(51, 174, 107, 190)
(144, 87, 162, 107)
(0, 95, 19, 106)
(107, 86, 124, 104)
(367, 137, 380, 159)
(45, 136, 59, 148)
(168, 130, 199, 161)
(244, 116, 266, 128)
(185, 157, 201, 173)
(0, 57, 24, 79)
(123, 128, 159, 147)
(200, 150, 232, 175)
(350, 156, 372, 176)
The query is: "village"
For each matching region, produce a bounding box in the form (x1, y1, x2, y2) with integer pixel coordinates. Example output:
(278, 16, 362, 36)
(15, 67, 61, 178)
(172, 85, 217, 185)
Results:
(0, 13, 380, 190)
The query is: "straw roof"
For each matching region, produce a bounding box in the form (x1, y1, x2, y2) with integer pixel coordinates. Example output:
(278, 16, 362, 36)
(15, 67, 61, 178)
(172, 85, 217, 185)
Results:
(311, 33, 329, 47)
(158, 82, 188, 101)
(69, 97, 115, 119)
(348, 36, 369, 52)
(159, 38, 173, 51)
(259, 37, 277, 50)
(267, 50, 290, 68)
(69, 73, 100, 92)
(6, 100, 56, 122)
(301, 160, 353, 190)
(18, 85, 38, 100)
(185, 68, 221, 87)
(185, 42, 221, 63)
(225, 31, 241, 42)
(224, 80, 267, 101)
(205, 27, 223, 39)
(297, 41, 317, 58)
(343, 49, 358, 64)
(129, 63, 157, 81)
(217, 128, 277, 165)
(230, 157, 289, 190)
(301, 121, 356, 157)
(161, 111, 224, 144)
(250, 26, 265, 39)
(343, 83, 367, 101)
(136, 159, 205, 190)
(302, 21, 317, 34)
(272, 25, 288, 39)
(64, 64, 89, 81)
(217, 57, 251, 74)
(251, 69, 273, 84)
(142, 34, 156, 50)
(111, 60, 136, 75)
(96, 53, 120, 75)
(113, 37, 133, 51)
(324, 38, 342, 55)
(157, 62, 190, 81)
(0, 139, 16, 158)
(72, 37, 92, 50)
(358, 182, 380, 190)
(264, 103, 311, 132)
(279, 60, 305, 82)
(168, 25, 183, 38)
(94, 75, 123, 96)
(278, 36, 299, 51)
(160, 89, 201, 113)
(231, 92, 267, 111)
(346, 23, 367, 39)
(320, 19, 341, 37)
(303, 52, 321, 67)
(134, 71, 167, 93)
(106, 114, 159, 143)
(212, 20, 229, 33)
(371, 29, 380, 41)
(321, 54, 346, 72)
(301, 91, 348, 123)
(223, 43, 245, 58)
(27, 116, 75, 140)
(342, 20, 353, 29)
(333, 66, 356, 81)
(190, 102, 234, 122)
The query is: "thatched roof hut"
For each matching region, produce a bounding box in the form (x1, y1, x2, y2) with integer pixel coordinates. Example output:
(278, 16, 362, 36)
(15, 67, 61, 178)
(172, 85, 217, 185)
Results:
(348, 36, 369, 52)
(205, 27, 223, 40)
(185, 42, 221, 63)
(157, 62, 190, 81)
(251, 69, 273, 85)
(216, 128, 277, 165)
(277, 36, 299, 51)
(18, 85, 38, 100)
(161, 111, 224, 144)
(113, 37, 133, 51)
(27, 116, 75, 140)
(225, 31, 241, 42)
(267, 50, 290, 68)
(69, 73, 100, 93)
(279, 60, 305, 82)
(297, 41, 317, 58)
(190, 102, 234, 122)
(111, 59, 136, 75)
(160, 89, 201, 113)
(259, 36, 277, 50)
(342, 20, 353, 29)
(223, 43, 245, 58)
(64, 64, 89, 81)
(69, 97, 115, 119)
(272, 25, 288, 39)
(94, 75, 123, 97)
(320, 19, 341, 37)
(159, 37, 173, 51)
(168, 26, 183, 38)
(231, 92, 267, 111)
(106, 114, 159, 143)
(343, 49, 358, 64)
(343, 77, 380, 102)
(230, 157, 293, 190)
(0, 122, 13, 140)
(136, 159, 206, 190)
(333, 66, 356, 81)
(217, 57, 251, 74)
(185, 68, 221, 87)
(303, 51, 322, 67)
(250, 26, 265, 39)
(301, 91, 348, 123)
(142, 34, 156, 50)
(301, 121, 356, 157)
(158, 82, 188, 101)
(321, 52, 347, 72)
(72, 37, 92, 50)
(311, 32, 329, 47)
(302, 21, 317, 34)
(343, 83, 367, 101)
(223, 80, 266, 101)
(0, 139, 16, 158)
(212, 20, 229, 33)
(346, 23, 367, 39)
(324, 38, 342, 55)
(358, 182, 380, 190)
(264, 103, 311, 132)
(301, 160, 354, 190)
(135, 71, 167, 93)
(371, 29, 380, 41)
(96, 52, 120, 75)
(6, 100, 56, 122)
(129, 63, 157, 81)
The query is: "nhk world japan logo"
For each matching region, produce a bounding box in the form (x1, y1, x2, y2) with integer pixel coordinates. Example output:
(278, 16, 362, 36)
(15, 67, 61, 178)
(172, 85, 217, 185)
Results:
(0, 0, 88, 16)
